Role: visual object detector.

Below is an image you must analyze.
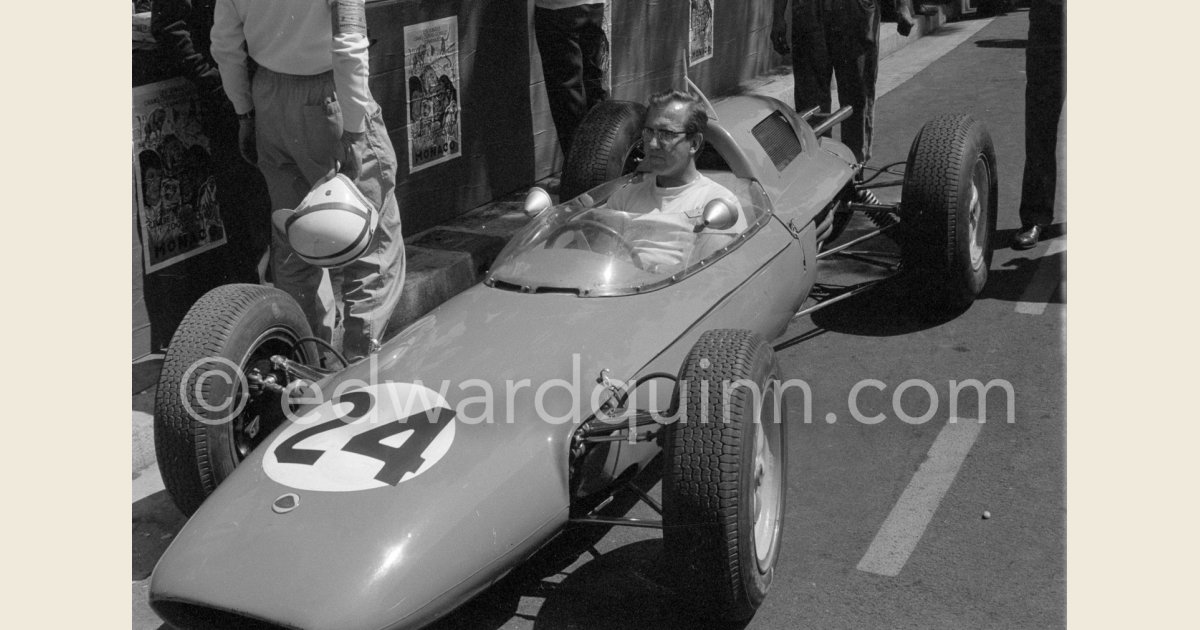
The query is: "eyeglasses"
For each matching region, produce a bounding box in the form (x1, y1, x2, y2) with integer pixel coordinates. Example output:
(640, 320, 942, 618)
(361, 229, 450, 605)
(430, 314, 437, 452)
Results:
(641, 127, 690, 145)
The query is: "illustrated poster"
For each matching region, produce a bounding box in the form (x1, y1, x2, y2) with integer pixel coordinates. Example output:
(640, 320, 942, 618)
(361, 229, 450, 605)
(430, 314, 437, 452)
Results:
(404, 16, 462, 173)
(132, 77, 227, 273)
(689, 0, 715, 66)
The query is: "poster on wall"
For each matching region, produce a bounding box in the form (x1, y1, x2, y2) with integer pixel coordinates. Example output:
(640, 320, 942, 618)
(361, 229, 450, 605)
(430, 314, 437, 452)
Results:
(689, 0, 715, 66)
(132, 77, 227, 274)
(404, 16, 462, 173)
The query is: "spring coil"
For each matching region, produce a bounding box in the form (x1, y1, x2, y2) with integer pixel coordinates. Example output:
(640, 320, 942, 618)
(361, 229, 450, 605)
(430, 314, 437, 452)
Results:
(855, 188, 899, 229)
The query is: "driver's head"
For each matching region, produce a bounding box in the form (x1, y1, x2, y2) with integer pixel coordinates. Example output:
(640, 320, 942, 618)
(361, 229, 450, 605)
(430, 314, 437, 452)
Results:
(642, 90, 706, 187)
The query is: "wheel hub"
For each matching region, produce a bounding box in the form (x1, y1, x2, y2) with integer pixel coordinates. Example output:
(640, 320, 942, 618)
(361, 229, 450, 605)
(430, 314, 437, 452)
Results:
(968, 159, 989, 271)
(752, 406, 782, 570)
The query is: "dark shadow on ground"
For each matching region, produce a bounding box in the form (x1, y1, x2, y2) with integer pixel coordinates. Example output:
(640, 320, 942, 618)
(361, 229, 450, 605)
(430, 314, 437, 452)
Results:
(133, 490, 187, 581)
(974, 38, 1027, 48)
(425, 457, 750, 630)
(532, 539, 750, 630)
(979, 243, 1065, 306)
(802, 270, 967, 338)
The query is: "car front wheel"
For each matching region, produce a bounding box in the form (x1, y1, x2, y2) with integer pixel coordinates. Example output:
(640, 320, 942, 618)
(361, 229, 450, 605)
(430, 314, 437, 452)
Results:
(662, 329, 788, 621)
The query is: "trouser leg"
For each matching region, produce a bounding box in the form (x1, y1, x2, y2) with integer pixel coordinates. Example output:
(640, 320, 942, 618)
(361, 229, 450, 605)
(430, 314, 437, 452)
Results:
(1018, 1, 1065, 228)
(338, 103, 405, 361)
(577, 3, 609, 112)
(251, 69, 341, 342)
(791, 1, 834, 120)
(831, 2, 880, 164)
(535, 5, 592, 157)
(202, 99, 271, 285)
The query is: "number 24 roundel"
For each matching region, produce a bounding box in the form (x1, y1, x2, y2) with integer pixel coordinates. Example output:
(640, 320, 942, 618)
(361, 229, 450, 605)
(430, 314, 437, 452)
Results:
(263, 383, 456, 492)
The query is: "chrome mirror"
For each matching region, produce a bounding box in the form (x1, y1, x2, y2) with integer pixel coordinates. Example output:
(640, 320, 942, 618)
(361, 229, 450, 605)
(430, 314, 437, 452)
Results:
(523, 187, 553, 217)
(700, 198, 737, 231)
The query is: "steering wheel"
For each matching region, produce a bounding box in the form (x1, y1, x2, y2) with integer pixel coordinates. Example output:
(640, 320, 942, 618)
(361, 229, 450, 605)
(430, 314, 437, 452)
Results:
(544, 220, 643, 267)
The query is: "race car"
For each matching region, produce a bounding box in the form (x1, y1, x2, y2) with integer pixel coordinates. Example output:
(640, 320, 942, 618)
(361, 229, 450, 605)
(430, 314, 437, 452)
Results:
(148, 83, 997, 629)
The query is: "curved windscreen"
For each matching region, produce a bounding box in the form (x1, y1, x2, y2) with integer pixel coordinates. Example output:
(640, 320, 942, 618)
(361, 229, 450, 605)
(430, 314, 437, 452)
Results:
(486, 172, 769, 296)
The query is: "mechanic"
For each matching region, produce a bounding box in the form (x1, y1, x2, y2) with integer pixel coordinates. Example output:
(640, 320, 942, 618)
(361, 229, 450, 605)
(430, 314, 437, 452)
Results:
(1012, 0, 1064, 250)
(607, 90, 746, 273)
(534, 0, 609, 161)
(211, 0, 405, 362)
(770, 0, 916, 166)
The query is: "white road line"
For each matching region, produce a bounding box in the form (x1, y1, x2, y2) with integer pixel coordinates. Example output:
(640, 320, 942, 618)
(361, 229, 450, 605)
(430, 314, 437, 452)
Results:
(1015, 239, 1067, 315)
(856, 418, 983, 577)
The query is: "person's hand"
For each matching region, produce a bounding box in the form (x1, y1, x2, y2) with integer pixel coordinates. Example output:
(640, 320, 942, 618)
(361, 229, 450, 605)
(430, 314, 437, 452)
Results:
(896, 0, 916, 37)
(237, 116, 258, 165)
(339, 129, 367, 180)
(770, 21, 790, 56)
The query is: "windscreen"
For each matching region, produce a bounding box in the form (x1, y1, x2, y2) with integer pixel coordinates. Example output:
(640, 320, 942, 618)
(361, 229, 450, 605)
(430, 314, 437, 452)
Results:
(487, 173, 767, 296)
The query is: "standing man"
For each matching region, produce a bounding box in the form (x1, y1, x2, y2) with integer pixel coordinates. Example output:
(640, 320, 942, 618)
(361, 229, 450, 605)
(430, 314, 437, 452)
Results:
(534, 0, 609, 160)
(770, 0, 916, 166)
(212, 0, 405, 362)
(1012, 0, 1065, 249)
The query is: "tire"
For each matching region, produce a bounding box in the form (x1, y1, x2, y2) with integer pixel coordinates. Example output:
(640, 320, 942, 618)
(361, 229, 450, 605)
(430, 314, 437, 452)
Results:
(559, 100, 646, 200)
(662, 329, 788, 621)
(154, 284, 315, 516)
(899, 113, 998, 311)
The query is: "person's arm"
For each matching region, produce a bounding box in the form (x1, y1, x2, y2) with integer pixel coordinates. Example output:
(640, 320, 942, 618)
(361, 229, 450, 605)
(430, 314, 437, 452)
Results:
(210, 0, 253, 116)
(770, 0, 790, 55)
(210, 0, 256, 164)
(151, 0, 223, 95)
(329, 0, 372, 178)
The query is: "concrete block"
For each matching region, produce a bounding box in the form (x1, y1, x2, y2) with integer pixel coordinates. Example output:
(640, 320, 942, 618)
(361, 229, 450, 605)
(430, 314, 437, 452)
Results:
(410, 228, 510, 278)
(387, 246, 477, 335)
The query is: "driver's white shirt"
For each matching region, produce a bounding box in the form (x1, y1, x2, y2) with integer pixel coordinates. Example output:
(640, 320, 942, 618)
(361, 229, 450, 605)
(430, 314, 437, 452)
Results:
(608, 174, 746, 272)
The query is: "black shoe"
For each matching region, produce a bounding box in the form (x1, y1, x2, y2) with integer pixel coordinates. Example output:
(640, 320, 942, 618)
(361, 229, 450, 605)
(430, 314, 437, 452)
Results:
(1012, 225, 1043, 250)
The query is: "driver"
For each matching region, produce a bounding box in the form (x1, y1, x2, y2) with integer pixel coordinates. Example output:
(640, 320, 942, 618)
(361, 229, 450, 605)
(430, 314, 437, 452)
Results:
(607, 89, 746, 272)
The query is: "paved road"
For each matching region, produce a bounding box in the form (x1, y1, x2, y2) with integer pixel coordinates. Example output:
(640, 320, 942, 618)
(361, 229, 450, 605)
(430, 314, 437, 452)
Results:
(133, 9, 1065, 629)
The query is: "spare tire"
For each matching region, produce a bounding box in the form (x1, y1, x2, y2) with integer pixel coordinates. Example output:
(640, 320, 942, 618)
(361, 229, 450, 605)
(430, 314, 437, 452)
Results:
(559, 100, 646, 201)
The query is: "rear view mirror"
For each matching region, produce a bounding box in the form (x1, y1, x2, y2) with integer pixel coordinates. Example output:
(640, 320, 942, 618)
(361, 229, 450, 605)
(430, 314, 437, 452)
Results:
(524, 187, 553, 217)
(700, 198, 737, 231)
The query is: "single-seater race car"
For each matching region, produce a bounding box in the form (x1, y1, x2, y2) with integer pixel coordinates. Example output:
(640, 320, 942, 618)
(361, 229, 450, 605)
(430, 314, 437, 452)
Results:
(148, 83, 997, 629)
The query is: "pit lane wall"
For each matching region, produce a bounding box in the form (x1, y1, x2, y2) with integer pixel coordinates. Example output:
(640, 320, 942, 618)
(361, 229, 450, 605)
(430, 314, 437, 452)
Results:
(362, 0, 780, 236)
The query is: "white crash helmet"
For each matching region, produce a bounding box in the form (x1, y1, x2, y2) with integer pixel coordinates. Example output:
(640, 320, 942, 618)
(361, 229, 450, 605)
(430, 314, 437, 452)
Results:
(272, 173, 379, 268)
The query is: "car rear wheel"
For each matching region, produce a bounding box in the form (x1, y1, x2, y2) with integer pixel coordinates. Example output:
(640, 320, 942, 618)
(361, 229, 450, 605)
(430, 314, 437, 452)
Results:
(559, 100, 646, 201)
(153, 284, 316, 516)
(899, 113, 998, 311)
(662, 329, 787, 622)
